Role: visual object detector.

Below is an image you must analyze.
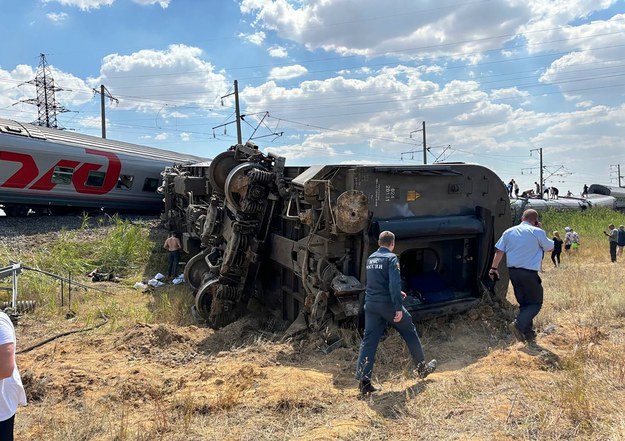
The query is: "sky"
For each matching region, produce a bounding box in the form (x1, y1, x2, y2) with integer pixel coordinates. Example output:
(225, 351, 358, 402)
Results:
(1, 0, 625, 195)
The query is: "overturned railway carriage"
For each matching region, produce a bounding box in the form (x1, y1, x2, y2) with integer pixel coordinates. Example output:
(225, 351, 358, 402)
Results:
(510, 194, 616, 223)
(163, 143, 512, 329)
(588, 184, 625, 211)
(0, 118, 204, 216)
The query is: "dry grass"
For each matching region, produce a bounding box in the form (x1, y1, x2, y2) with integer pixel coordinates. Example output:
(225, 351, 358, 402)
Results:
(8, 219, 625, 440)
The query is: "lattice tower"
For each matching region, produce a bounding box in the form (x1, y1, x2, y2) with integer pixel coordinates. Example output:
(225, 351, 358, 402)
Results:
(20, 53, 69, 128)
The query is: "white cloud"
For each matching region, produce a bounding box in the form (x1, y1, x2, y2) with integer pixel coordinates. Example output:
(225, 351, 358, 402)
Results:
(240, 0, 532, 61)
(47, 12, 69, 23)
(489, 87, 529, 100)
(132, 0, 170, 7)
(239, 31, 266, 46)
(154, 132, 168, 140)
(268, 64, 308, 80)
(180, 132, 191, 141)
(513, 8, 625, 101)
(268, 45, 288, 58)
(243, 66, 441, 138)
(167, 111, 188, 118)
(264, 142, 338, 161)
(78, 116, 104, 128)
(43, 0, 170, 9)
(88, 44, 229, 112)
(43, 0, 113, 10)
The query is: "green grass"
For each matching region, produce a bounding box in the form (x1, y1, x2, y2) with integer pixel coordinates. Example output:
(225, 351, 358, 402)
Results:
(0, 215, 166, 321)
(540, 206, 625, 241)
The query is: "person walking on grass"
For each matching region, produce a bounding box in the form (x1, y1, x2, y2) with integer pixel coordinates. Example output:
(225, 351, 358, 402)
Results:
(163, 232, 182, 279)
(604, 224, 618, 263)
(551, 231, 563, 267)
(617, 225, 625, 258)
(489, 209, 553, 344)
(356, 231, 437, 395)
(0, 311, 27, 441)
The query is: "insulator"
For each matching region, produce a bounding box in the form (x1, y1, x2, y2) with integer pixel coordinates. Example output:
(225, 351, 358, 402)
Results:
(248, 169, 273, 184)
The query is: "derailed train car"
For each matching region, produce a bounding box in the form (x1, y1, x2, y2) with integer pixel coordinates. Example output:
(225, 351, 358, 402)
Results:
(509, 193, 616, 224)
(162, 142, 512, 329)
(588, 184, 625, 211)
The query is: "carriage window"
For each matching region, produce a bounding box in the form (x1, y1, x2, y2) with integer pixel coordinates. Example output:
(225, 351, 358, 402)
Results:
(142, 177, 160, 192)
(51, 166, 74, 185)
(86, 171, 106, 187)
(117, 175, 134, 190)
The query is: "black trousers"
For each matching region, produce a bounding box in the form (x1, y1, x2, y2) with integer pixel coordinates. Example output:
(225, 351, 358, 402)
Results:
(551, 250, 561, 266)
(508, 268, 543, 339)
(0, 414, 15, 441)
(610, 241, 618, 262)
(167, 250, 180, 277)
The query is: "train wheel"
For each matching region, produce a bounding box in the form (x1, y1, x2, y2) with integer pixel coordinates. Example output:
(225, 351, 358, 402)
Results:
(195, 279, 219, 321)
(224, 162, 267, 213)
(184, 251, 210, 290)
(208, 151, 239, 195)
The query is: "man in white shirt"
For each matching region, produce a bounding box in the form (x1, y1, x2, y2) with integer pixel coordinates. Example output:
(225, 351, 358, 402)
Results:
(0, 311, 27, 440)
(489, 209, 554, 344)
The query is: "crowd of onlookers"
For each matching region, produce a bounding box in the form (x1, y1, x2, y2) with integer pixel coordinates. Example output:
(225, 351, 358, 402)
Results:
(547, 224, 625, 267)
(549, 226, 580, 267)
(505, 180, 590, 200)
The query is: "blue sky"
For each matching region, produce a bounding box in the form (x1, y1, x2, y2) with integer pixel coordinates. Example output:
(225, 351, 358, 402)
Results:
(1, 0, 625, 195)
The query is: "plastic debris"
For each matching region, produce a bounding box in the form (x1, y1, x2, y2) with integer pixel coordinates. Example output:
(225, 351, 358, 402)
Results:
(172, 274, 185, 285)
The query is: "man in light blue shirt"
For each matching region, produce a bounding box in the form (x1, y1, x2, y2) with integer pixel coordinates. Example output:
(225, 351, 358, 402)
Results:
(489, 209, 553, 343)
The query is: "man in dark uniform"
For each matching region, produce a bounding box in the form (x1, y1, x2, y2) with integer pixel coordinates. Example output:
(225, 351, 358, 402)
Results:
(489, 209, 553, 344)
(356, 231, 437, 394)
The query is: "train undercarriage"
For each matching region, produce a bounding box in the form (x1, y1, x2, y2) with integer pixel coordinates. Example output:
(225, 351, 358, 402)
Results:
(162, 142, 512, 330)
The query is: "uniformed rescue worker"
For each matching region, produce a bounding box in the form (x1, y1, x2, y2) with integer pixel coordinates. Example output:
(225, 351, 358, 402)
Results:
(356, 231, 437, 394)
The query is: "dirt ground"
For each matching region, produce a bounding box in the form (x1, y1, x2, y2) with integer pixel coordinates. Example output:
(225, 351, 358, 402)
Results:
(6, 217, 625, 440)
(14, 288, 603, 441)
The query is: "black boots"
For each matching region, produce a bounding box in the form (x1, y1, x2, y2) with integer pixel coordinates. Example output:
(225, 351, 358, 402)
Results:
(358, 380, 379, 395)
(508, 321, 526, 343)
(415, 359, 438, 379)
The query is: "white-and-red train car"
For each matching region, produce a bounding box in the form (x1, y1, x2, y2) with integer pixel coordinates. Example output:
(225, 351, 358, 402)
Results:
(0, 118, 205, 216)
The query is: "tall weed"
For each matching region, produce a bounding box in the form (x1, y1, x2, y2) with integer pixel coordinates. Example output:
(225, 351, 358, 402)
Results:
(540, 206, 625, 241)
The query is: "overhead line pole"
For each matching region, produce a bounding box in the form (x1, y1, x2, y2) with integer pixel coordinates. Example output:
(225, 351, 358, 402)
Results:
(93, 84, 118, 139)
(409, 121, 427, 165)
(218, 80, 243, 145)
(422, 121, 427, 165)
(530, 147, 543, 198)
(234, 80, 242, 145)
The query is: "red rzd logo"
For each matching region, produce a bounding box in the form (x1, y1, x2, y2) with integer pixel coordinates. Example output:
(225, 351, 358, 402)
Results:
(0, 149, 122, 194)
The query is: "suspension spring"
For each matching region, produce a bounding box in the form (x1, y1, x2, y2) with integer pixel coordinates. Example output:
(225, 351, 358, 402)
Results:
(241, 200, 263, 213)
(248, 169, 273, 184)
